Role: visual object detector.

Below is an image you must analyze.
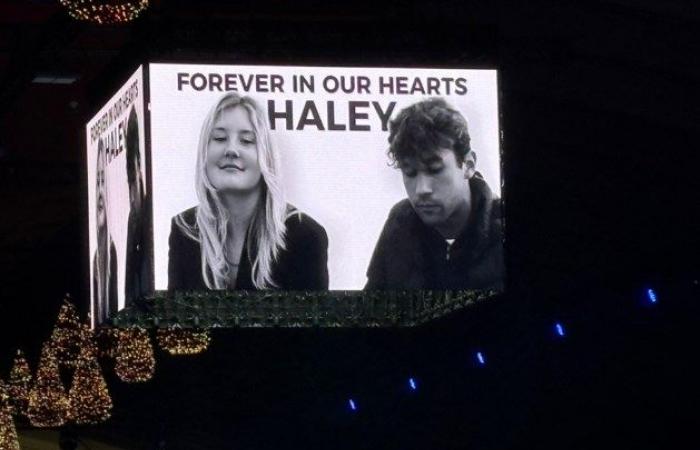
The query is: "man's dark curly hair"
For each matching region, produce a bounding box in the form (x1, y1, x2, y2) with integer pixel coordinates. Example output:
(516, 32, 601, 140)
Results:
(387, 97, 471, 167)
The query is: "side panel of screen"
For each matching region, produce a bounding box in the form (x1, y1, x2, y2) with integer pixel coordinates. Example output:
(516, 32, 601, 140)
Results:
(86, 66, 147, 327)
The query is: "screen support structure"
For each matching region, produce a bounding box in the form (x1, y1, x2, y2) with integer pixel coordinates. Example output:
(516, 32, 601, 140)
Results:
(112, 290, 499, 328)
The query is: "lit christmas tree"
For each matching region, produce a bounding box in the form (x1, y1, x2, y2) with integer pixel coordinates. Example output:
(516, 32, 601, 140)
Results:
(0, 381, 21, 450)
(6, 349, 32, 416)
(27, 343, 68, 427)
(95, 327, 120, 359)
(157, 328, 211, 355)
(67, 326, 112, 425)
(50, 297, 84, 368)
(115, 328, 155, 383)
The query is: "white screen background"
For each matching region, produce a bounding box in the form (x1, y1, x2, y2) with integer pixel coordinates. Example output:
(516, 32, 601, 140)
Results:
(149, 64, 500, 290)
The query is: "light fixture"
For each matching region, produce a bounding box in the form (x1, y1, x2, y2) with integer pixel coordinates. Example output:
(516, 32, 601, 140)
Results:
(554, 322, 566, 337)
(646, 288, 658, 304)
(59, 0, 149, 24)
(32, 74, 78, 85)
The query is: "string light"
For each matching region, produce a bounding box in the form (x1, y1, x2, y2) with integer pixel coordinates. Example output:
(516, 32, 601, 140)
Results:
(115, 328, 156, 383)
(0, 382, 20, 450)
(27, 343, 68, 428)
(50, 298, 84, 368)
(67, 328, 113, 425)
(156, 328, 211, 356)
(95, 328, 120, 359)
(59, 0, 149, 24)
(6, 349, 32, 416)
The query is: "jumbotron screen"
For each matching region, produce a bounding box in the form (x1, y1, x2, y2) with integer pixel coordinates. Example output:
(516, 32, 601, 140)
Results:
(86, 66, 147, 328)
(87, 63, 504, 326)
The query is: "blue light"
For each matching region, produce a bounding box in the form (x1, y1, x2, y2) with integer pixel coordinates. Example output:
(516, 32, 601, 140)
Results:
(348, 399, 357, 411)
(476, 351, 486, 365)
(555, 322, 565, 337)
(646, 288, 657, 304)
(408, 377, 417, 390)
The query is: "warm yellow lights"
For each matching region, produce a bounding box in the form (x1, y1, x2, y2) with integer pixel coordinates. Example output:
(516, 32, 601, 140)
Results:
(59, 0, 149, 24)
(67, 335, 113, 425)
(115, 328, 156, 383)
(6, 349, 32, 417)
(95, 327, 120, 359)
(27, 344, 68, 428)
(0, 382, 20, 450)
(156, 329, 212, 356)
(49, 299, 83, 368)
(3, 294, 220, 434)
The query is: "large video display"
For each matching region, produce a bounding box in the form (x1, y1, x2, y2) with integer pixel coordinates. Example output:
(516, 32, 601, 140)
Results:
(87, 63, 504, 326)
(150, 64, 503, 292)
(86, 66, 149, 328)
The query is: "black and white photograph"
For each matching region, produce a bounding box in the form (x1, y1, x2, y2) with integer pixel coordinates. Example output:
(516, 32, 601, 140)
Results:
(86, 66, 147, 326)
(91, 138, 118, 325)
(365, 97, 504, 290)
(166, 92, 329, 292)
(124, 104, 153, 305)
(149, 64, 503, 292)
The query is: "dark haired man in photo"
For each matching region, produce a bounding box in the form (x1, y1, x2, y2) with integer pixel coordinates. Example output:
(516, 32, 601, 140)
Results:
(124, 106, 153, 305)
(365, 98, 504, 290)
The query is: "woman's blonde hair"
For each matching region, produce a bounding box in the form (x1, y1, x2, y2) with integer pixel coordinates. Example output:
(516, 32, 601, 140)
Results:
(94, 139, 113, 325)
(177, 93, 288, 289)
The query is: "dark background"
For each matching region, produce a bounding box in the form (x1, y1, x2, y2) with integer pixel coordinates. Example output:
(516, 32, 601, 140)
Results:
(1, 1, 699, 448)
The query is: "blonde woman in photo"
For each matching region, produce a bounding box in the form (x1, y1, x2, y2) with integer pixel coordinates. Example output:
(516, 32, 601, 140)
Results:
(92, 139, 118, 325)
(167, 93, 329, 291)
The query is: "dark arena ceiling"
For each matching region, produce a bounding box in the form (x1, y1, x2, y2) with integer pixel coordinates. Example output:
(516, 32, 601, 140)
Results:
(1, 1, 699, 449)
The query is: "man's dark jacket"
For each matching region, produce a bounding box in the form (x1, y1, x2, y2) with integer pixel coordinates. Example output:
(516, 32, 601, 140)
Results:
(124, 191, 153, 306)
(365, 176, 504, 290)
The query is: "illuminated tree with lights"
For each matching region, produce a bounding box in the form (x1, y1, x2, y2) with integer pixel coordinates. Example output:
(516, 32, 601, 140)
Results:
(27, 343, 68, 427)
(0, 381, 21, 450)
(157, 328, 211, 355)
(95, 328, 120, 359)
(6, 349, 32, 416)
(50, 297, 84, 368)
(115, 328, 155, 383)
(67, 327, 112, 424)
(59, 0, 150, 24)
